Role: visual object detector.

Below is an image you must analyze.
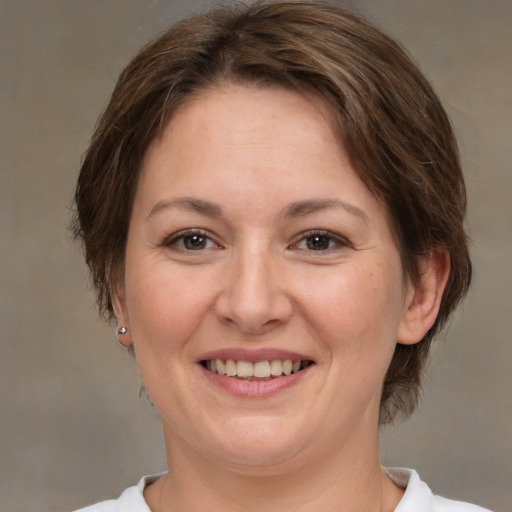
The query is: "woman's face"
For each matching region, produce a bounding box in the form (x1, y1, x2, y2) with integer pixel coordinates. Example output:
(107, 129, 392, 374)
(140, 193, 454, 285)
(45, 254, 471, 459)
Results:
(115, 85, 420, 470)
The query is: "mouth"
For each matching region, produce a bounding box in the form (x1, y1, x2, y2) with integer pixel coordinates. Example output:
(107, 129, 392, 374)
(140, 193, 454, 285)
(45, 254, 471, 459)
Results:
(200, 359, 313, 381)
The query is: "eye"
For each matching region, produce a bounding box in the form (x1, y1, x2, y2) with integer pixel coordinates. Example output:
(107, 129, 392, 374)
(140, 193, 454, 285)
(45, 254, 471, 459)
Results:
(165, 229, 219, 251)
(304, 234, 332, 251)
(291, 230, 348, 252)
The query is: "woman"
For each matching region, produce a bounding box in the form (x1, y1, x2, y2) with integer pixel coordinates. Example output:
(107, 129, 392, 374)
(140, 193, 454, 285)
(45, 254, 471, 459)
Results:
(72, 1, 489, 510)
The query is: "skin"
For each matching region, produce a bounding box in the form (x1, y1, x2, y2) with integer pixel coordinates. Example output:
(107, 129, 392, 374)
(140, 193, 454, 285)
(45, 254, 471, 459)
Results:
(113, 85, 449, 511)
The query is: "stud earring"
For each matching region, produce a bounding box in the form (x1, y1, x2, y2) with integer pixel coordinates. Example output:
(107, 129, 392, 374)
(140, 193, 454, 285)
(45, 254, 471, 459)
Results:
(117, 326, 127, 335)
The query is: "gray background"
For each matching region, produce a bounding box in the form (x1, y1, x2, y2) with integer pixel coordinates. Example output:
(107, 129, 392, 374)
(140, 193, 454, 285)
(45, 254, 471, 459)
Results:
(1, 1, 510, 511)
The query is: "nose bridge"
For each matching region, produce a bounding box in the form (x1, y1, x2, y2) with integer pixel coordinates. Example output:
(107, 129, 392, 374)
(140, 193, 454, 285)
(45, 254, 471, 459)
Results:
(215, 236, 291, 333)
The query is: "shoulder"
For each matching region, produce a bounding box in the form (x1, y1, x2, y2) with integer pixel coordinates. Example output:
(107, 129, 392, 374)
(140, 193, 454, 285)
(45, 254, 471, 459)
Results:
(386, 467, 493, 512)
(71, 474, 163, 512)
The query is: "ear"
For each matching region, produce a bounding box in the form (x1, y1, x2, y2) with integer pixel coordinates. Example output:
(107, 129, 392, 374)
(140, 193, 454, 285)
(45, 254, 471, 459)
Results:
(111, 273, 133, 347)
(397, 250, 450, 345)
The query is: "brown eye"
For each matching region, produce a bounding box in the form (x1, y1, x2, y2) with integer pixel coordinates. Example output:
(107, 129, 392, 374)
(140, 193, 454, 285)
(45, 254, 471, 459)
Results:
(183, 234, 208, 250)
(305, 235, 331, 250)
(165, 230, 219, 251)
(291, 230, 349, 252)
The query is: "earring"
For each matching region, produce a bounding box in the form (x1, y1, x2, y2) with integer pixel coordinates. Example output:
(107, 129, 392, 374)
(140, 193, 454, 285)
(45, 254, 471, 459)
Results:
(117, 326, 128, 347)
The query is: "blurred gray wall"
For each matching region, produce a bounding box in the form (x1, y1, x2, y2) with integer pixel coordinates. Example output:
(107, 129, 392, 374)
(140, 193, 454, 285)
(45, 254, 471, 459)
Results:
(1, 1, 510, 511)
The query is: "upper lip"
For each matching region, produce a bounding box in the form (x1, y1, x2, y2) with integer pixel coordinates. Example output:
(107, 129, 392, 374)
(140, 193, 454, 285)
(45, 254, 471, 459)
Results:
(198, 348, 314, 363)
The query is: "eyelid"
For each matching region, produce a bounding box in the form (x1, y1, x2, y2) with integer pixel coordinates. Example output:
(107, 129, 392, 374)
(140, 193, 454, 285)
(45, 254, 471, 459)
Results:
(164, 228, 222, 250)
(289, 229, 351, 251)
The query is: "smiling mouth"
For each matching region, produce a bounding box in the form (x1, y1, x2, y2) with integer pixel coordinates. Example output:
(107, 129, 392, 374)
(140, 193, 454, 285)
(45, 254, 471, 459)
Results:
(201, 359, 313, 381)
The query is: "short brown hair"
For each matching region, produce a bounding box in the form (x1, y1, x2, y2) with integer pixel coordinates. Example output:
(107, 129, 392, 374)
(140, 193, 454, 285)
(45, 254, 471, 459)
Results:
(73, 0, 471, 424)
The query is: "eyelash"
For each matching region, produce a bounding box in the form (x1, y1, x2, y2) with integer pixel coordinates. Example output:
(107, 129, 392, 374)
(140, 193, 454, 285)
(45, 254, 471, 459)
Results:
(164, 229, 221, 251)
(163, 228, 350, 253)
(290, 229, 350, 252)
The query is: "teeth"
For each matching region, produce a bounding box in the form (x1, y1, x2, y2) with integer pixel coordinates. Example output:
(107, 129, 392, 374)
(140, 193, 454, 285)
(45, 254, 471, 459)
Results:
(270, 359, 283, 376)
(253, 361, 271, 378)
(237, 360, 253, 378)
(216, 358, 226, 375)
(283, 360, 292, 375)
(225, 359, 237, 377)
(204, 358, 308, 379)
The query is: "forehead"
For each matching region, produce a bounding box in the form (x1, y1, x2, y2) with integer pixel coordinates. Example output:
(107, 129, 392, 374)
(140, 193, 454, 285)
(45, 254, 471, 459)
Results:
(159, 84, 339, 151)
(136, 85, 387, 226)
(143, 84, 344, 181)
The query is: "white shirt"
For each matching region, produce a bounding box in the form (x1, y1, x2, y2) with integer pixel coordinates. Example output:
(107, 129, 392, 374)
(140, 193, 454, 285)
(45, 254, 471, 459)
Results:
(73, 468, 492, 511)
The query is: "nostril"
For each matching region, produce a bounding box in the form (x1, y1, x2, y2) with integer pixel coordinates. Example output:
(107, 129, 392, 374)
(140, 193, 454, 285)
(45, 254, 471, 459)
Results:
(214, 293, 293, 335)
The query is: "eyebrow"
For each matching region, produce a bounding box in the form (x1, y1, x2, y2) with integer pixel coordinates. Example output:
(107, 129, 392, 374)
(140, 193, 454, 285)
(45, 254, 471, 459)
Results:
(148, 197, 368, 223)
(148, 197, 223, 219)
(282, 199, 368, 223)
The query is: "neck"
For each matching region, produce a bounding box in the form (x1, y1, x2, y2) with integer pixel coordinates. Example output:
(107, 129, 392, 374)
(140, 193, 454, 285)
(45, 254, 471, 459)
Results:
(145, 422, 403, 512)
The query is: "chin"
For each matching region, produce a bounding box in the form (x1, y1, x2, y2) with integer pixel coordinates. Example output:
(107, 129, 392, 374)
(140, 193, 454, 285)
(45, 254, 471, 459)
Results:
(207, 416, 311, 470)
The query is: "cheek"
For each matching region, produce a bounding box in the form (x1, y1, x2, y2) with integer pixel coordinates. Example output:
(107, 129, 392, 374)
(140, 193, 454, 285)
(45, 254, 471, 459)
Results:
(295, 262, 405, 354)
(125, 263, 217, 352)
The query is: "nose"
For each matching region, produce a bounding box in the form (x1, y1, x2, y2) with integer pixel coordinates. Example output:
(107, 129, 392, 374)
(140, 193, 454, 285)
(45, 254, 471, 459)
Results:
(214, 245, 293, 335)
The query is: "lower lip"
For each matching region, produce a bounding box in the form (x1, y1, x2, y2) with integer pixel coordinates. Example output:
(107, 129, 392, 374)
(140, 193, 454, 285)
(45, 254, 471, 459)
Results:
(200, 365, 313, 398)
